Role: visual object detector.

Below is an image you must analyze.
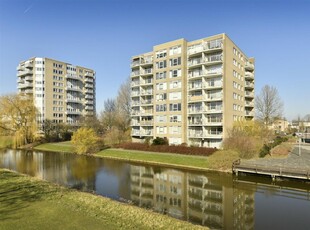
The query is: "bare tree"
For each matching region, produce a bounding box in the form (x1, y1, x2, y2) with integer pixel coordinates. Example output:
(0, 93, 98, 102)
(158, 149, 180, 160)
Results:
(115, 77, 131, 132)
(100, 98, 116, 131)
(255, 85, 284, 125)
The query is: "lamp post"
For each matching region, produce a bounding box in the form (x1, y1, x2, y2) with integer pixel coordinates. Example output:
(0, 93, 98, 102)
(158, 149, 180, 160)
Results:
(299, 137, 301, 156)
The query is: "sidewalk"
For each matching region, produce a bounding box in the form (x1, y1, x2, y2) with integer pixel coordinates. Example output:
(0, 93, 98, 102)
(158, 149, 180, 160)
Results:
(245, 143, 310, 170)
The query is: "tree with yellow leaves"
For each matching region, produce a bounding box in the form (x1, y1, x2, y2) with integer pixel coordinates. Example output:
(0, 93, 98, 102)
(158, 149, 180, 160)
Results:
(0, 94, 37, 147)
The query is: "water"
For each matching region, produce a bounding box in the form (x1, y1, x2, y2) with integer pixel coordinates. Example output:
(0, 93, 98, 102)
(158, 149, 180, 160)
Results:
(1, 149, 310, 229)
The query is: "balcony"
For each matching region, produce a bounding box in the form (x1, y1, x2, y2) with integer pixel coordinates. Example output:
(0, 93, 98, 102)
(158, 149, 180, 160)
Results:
(140, 58, 153, 66)
(131, 110, 140, 116)
(25, 62, 33, 68)
(131, 71, 140, 77)
(66, 74, 81, 81)
(188, 71, 203, 79)
(131, 101, 140, 107)
(131, 60, 140, 68)
(205, 95, 223, 102)
(84, 89, 93, 94)
(131, 91, 140, 97)
(16, 65, 24, 71)
(204, 55, 223, 65)
(206, 107, 223, 114)
(245, 81, 254, 89)
(18, 82, 33, 89)
(131, 121, 141, 126)
(245, 71, 254, 80)
(141, 69, 153, 76)
(131, 81, 140, 87)
(188, 108, 203, 114)
(188, 84, 203, 91)
(131, 130, 141, 136)
(188, 58, 203, 68)
(188, 95, 203, 102)
(85, 95, 93, 99)
(25, 76, 33, 81)
(188, 131, 203, 138)
(85, 100, 94, 105)
(84, 71, 94, 77)
(206, 82, 223, 89)
(85, 83, 93, 89)
(141, 100, 153, 105)
(245, 62, 255, 71)
(140, 90, 153, 96)
(245, 91, 254, 98)
(188, 46, 204, 56)
(85, 106, 94, 110)
(66, 86, 82, 92)
(66, 110, 82, 115)
(17, 69, 33, 77)
(205, 121, 223, 126)
(188, 120, 203, 126)
(17, 78, 24, 83)
(205, 130, 223, 138)
(245, 101, 254, 107)
(203, 40, 223, 53)
(245, 111, 254, 117)
(84, 78, 93, 83)
(205, 70, 223, 77)
(66, 99, 82, 104)
(140, 121, 153, 126)
(140, 79, 153, 85)
(141, 130, 153, 136)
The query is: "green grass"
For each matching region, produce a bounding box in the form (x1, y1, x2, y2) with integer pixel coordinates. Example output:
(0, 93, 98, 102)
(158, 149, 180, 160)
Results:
(34, 141, 75, 153)
(96, 148, 211, 170)
(0, 169, 206, 230)
(35, 142, 237, 171)
(0, 136, 13, 149)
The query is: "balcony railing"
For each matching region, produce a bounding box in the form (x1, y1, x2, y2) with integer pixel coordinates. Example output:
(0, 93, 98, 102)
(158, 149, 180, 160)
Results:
(188, 59, 203, 67)
(245, 72, 254, 80)
(205, 55, 223, 64)
(140, 90, 153, 95)
(85, 95, 93, 99)
(84, 72, 94, 77)
(141, 69, 153, 75)
(203, 39, 223, 52)
(188, 132, 203, 138)
(245, 101, 254, 107)
(246, 111, 254, 116)
(245, 81, 254, 88)
(131, 130, 140, 136)
(66, 86, 82, 92)
(17, 69, 33, 76)
(140, 79, 153, 85)
(131, 71, 140, 77)
(131, 61, 140, 68)
(188, 46, 204, 55)
(18, 83, 33, 89)
(140, 121, 153, 126)
(131, 81, 140, 87)
(24, 62, 33, 68)
(85, 84, 93, 88)
(85, 106, 94, 110)
(188, 120, 203, 125)
(85, 78, 93, 83)
(245, 62, 255, 71)
(205, 70, 223, 76)
(141, 100, 153, 105)
(205, 95, 223, 101)
(66, 99, 82, 104)
(245, 91, 254, 98)
(131, 92, 140, 97)
(188, 108, 203, 114)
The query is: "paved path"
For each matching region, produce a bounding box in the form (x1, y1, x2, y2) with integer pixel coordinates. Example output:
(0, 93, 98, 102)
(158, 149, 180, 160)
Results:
(244, 143, 310, 170)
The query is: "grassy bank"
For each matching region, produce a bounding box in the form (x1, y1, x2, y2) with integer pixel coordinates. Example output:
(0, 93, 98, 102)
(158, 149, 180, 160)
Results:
(0, 136, 13, 149)
(35, 142, 237, 171)
(34, 141, 75, 153)
(0, 169, 206, 230)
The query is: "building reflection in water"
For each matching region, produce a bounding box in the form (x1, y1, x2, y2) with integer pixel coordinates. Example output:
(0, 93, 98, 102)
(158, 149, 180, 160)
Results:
(130, 165, 255, 229)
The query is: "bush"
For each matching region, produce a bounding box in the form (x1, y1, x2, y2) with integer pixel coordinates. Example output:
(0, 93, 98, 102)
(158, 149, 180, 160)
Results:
(259, 136, 289, 158)
(152, 137, 168, 145)
(72, 127, 102, 154)
(118, 142, 216, 156)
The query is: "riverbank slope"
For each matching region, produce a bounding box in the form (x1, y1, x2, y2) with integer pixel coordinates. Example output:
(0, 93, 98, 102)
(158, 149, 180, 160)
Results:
(0, 169, 206, 230)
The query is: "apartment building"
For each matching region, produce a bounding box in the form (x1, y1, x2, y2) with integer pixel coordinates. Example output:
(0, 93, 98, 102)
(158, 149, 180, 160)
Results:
(17, 57, 96, 129)
(130, 34, 255, 148)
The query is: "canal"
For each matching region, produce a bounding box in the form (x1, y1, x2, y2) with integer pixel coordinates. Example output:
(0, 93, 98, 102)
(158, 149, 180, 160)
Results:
(0, 149, 310, 229)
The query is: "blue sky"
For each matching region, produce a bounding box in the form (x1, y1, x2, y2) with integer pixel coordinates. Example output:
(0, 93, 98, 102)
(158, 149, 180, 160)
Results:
(0, 0, 309, 120)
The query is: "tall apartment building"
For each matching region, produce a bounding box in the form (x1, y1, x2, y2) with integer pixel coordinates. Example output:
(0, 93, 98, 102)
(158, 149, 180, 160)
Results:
(17, 57, 96, 129)
(130, 34, 255, 148)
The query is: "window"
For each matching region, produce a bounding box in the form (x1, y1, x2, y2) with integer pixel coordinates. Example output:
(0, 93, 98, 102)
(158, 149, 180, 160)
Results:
(156, 115, 167, 122)
(156, 60, 167, 69)
(156, 50, 167, 58)
(169, 80, 181, 89)
(170, 69, 181, 78)
(170, 57, 181, 66)
(156, 71, 166, 80)
(156, 93, 167, 101)
(169, 92, 181, 100)
(156, 82, 167, 90)
(156, 126, 167, 134)
(170, 115, 181, 123)
(169, 103, 181, 111)
(170, 126, 181, 134)
(169, 46, 181, 55)
(156, 104, 167, 112)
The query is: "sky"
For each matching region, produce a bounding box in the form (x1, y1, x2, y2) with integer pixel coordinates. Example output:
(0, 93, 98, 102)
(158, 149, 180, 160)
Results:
(0, 0, 309, 121)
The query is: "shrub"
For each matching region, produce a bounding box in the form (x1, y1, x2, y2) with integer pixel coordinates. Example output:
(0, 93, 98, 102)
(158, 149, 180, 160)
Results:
(152, 137, 168, 145)
(259, 136, 289, 158)
(118, 142, 216, 156)
(72, 127, 102, 154)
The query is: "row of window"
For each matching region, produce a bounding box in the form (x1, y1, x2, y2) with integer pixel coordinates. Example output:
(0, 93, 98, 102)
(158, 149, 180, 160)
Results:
(156, 103, 182, 112)
(233, 104, 243, 111)
(156, 92, 182, 101)
(155, 46, 182, 59)
(156, 80, 182, 90)
(233, 92, 243, 101)
(53, 69, 64, 74)
(53, 63, 63, 69)
(233, 70, 244, 81)
(233, 47, 244, 61)
(156, 126, 182, 135)
(156, 57, 182, 69)
(156, 115, 182, 123)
